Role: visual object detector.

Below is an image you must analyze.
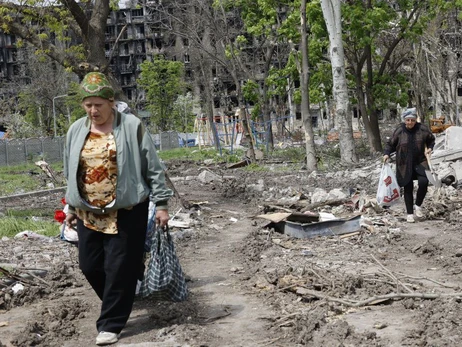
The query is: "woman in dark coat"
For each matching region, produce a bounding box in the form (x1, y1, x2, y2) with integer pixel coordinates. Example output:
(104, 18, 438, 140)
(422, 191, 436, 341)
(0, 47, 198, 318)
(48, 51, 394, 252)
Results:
(383, 108, 435, 223)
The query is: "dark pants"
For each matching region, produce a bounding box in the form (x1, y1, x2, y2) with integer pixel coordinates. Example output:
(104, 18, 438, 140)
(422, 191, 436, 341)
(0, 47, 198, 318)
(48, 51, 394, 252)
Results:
(403, 169, 429, 214)
(76, 200, 148, 334)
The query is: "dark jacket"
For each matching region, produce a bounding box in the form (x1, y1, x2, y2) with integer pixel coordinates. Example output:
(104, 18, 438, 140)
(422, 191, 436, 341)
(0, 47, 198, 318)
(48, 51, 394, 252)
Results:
(384, 123, 435, 187)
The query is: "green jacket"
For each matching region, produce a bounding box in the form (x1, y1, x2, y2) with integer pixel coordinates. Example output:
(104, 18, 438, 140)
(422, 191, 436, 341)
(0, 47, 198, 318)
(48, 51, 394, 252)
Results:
(64, 110, 172, 214)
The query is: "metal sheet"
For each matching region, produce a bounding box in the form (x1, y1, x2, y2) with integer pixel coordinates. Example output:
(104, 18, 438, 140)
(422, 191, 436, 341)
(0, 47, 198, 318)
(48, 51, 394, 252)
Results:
(281, 215, 362, 239)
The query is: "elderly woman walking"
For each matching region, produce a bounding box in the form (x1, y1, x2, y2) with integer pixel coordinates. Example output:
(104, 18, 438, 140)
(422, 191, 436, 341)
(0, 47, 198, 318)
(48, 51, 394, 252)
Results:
(383, 108, 435, 223)
(64, 72, 172, 345)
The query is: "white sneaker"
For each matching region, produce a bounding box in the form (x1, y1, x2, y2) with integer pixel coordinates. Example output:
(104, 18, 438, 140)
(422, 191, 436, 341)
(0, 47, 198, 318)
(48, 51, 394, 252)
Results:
(96, 331, 119, 346)
(406, 214, 415, 223)
(414, 205, 424, 218)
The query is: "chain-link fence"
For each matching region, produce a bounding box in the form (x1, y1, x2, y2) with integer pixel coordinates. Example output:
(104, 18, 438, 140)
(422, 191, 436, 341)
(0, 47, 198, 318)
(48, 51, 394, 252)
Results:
(0, 132, 197, 166)
(0, 137, 66, 166)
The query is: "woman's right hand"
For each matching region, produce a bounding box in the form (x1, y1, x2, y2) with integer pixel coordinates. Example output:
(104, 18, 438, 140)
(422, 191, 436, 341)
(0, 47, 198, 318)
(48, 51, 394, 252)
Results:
(65, 213, 77, 228)
(383, 155, 390, 163)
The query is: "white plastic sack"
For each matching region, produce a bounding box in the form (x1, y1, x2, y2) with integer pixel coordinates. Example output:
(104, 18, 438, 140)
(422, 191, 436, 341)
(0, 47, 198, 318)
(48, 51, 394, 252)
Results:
(376, 163, 400, 206)
(60, 223, 79, 243)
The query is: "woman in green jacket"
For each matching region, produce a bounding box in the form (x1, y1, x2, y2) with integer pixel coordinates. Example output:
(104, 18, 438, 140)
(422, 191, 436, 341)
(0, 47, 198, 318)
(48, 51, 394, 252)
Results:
(64, 72, 172, 346)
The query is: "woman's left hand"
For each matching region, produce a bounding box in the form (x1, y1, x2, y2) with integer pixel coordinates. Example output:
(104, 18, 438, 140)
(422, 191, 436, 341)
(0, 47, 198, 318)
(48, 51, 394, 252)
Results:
(156, 209, 170, 227)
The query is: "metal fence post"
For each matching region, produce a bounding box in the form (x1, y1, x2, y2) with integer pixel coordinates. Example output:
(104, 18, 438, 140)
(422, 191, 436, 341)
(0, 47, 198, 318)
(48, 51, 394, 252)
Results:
(24, 138, 28, 162)
(5, 140, 9, 166)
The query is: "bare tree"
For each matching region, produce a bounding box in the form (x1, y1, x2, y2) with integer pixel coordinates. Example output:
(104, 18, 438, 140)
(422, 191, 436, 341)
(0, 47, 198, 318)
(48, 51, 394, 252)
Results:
(320, 0, 357, 163)
(299, 0, 317, 171)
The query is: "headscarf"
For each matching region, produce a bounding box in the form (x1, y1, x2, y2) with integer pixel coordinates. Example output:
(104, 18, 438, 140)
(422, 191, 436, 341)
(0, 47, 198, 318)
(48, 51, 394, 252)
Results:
(80, 72, 115, 101)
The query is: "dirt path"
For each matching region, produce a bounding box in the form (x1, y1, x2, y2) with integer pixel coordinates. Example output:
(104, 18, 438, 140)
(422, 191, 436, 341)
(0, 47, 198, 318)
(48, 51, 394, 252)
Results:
(1, 183, 279, 347)
(2, 166, 462, 347)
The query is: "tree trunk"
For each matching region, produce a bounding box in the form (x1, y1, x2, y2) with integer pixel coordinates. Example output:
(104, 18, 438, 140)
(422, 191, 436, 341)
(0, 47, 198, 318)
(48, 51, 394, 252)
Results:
(321, 0, 357, 163)
(365, 44, 383, 153)
(300, 0, 317, 172)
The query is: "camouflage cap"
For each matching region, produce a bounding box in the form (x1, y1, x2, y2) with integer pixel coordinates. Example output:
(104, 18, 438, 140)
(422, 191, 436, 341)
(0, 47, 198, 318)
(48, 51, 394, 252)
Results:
(80, 72, 115, 101)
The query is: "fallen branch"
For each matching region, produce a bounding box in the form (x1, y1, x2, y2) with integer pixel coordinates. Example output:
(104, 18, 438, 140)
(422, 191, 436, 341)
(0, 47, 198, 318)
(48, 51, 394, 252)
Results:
(395, 272, 456, 289)
(371, 254, 413, 293)
(0, 266, 35, 286)
(15, 268, 50, 287)
(339, 231, 360, 239)
(296, 287, 462, 307)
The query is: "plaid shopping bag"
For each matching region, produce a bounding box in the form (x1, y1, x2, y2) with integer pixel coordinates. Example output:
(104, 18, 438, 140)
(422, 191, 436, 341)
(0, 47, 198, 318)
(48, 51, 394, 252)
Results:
(138, 225, 188, 302)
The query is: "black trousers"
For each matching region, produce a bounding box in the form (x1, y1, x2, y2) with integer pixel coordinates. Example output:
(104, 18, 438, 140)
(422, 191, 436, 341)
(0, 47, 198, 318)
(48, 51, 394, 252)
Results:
(76, 200, 148, 334)
(403, 168, 429, 215)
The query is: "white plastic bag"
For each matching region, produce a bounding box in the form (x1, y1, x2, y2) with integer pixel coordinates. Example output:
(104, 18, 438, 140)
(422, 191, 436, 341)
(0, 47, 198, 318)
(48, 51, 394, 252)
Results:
(376, 163, 400, 206)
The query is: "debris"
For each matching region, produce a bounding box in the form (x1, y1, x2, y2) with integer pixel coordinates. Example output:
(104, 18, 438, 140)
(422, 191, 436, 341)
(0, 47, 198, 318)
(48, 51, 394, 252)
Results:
(14, 231, 52, 241)
(425, 152, 441, 188)
(227, 158, 251, 169)
(430, 116, 452, 133)
(374, 323, 388, 329)
(258, 212, 362, 239)
(35, 160, 61, 185)
(281, 215, 362, 239)
(197, 169, 222, 183)
(11, 283, 24, 294)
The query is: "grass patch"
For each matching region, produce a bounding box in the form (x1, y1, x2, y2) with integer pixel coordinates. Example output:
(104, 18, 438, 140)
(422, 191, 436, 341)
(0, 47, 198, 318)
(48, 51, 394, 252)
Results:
(0, 168, 42, 196)
(0, 215, 60, 238)
(244, 163, 269, 172)
(0, 162, 64, 196)
(270, 147, 306, 162)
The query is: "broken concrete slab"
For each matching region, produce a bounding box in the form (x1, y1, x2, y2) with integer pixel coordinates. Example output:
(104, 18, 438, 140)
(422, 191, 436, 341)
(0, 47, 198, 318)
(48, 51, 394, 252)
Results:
(197, 170, 222, 183)
(445, 126, 462, 150)
(432, 149, 462, 165)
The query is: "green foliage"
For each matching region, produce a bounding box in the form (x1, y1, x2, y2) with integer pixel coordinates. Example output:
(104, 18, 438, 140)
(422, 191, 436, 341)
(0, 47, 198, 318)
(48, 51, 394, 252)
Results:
(0, 0, 81, 70)
(242, 79, 259, 104)
(138, 57, 186, 131)
(250, 104, 261, 120)
(341, 0, 450, 117)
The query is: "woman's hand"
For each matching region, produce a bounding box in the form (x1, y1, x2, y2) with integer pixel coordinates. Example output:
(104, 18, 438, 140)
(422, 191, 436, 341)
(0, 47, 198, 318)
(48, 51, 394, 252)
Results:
(156, 209, 170, 227)
(383, 155, 390, 163)
(425, 147, 432, 156)
(65, 213, 77, 228)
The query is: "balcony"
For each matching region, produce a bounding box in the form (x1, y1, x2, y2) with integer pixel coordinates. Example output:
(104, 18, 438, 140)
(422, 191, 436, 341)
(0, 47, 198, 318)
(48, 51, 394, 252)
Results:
(120, 64, 133, 74)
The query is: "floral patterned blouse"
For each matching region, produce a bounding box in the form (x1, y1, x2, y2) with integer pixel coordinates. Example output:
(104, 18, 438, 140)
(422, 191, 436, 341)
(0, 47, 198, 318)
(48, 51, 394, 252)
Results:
(76, 132, 118, 234)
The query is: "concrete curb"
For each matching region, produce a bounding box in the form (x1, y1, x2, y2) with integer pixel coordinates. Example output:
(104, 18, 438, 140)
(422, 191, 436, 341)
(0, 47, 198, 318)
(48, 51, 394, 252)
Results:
(0, 187, 67, 202)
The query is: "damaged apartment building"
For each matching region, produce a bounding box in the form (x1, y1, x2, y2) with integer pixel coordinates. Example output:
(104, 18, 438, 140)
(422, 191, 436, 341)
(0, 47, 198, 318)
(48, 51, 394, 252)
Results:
(0, 0, 192, 108)
(105, 0, 193, 108)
